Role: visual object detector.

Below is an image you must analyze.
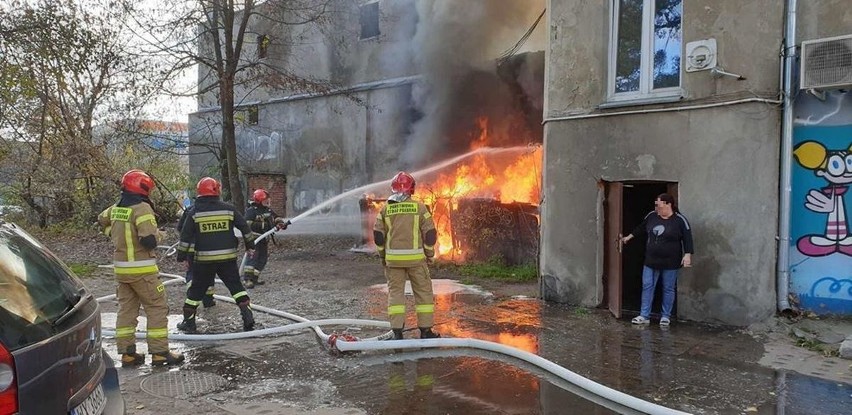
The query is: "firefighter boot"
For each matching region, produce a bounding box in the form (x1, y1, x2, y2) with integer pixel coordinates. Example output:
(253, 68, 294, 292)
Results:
(392, 329, 404, 340)
(151, 351, 185, 366)
(252, 275, 265, 286)
(242, 276, 255, 289)
(120, 345, 145, 367)
(176, 306, 197, 333)
(238, 301, 255, 331)
(420, 327, 441, 339)
(202, 293, 216, 308)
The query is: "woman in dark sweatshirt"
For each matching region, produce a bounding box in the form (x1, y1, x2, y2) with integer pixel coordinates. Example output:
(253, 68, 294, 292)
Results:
(621, 193, 694, 326)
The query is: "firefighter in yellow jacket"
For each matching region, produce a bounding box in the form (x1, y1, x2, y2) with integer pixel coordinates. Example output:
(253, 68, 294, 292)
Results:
(98, 169, 184, 366)
(373, 171, 440, 340)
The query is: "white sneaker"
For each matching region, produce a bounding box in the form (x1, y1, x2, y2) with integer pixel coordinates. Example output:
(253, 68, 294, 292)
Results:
(660, 317, 671, 327)
(631, 316, 650, 325)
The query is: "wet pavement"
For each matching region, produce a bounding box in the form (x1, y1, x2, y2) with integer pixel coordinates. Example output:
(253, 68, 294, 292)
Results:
(97, 279, 852, 415)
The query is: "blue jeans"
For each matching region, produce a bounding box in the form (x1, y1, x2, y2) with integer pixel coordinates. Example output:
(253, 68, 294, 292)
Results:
(640, 266, 679, 319)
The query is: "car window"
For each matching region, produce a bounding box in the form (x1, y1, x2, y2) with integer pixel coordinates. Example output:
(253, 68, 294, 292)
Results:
(0, 224, 83, 349)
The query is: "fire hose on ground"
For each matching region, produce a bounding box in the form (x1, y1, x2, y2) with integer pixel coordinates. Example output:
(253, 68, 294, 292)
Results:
(98, 229, 690, 415)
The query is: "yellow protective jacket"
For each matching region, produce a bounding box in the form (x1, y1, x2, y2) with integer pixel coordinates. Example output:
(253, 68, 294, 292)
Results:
(98, 198, 159, 278)
(373, 199, 436, 267)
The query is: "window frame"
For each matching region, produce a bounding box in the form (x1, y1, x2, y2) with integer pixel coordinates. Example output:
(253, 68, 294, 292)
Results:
(359, 1, 380, 41)
(607, 0, 683, 103)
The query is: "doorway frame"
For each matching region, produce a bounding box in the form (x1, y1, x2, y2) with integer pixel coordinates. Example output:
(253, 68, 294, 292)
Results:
(603, 180, 678, 318)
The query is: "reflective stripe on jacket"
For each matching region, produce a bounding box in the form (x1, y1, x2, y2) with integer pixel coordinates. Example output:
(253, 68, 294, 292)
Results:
(179, 196, 254, 263)
(374, 200, 436, 267)
(98, 202, 160, 277)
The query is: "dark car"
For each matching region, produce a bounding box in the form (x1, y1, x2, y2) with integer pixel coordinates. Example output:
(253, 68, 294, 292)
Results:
(0, 221, 124, 414)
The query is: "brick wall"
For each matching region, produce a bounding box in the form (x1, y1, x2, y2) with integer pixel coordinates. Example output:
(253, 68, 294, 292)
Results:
(247, 174, 287, 217)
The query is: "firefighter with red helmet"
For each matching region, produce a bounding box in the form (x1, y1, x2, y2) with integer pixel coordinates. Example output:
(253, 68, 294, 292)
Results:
(98, 169, 184, 366)
(242, 188, 289, 288)
(177, 200, 215, 307)
(373, 172, 441, 340)
(175, 177, 257, 332)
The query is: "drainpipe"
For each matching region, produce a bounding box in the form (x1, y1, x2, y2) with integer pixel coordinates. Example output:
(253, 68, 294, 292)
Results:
(777, 0, 796, 313)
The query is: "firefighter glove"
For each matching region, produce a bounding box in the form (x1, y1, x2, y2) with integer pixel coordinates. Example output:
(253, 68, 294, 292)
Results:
(275, 217, 289, 230)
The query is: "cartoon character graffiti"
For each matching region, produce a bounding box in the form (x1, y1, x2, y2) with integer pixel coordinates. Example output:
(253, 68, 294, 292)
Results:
(793, 140, 852, 256)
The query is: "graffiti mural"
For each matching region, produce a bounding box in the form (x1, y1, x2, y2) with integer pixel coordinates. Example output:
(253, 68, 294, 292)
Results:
(237, 130, 282, 162)
(790, 90, 852, 314)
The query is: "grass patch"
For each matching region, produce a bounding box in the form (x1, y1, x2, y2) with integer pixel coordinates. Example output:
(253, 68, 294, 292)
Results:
(458, 257, 537, 283)
(794, 337, 840, 357)
(67, 263, 98, 278)
(574, 307, 590, 316)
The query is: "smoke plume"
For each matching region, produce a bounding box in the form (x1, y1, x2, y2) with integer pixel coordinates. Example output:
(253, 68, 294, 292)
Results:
(402, 0, 547, 168)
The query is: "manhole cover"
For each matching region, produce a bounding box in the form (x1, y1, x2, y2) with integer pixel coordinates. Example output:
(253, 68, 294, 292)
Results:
(140, 370, 231, 398)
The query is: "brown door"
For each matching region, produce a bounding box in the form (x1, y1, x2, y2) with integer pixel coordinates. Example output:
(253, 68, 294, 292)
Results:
(605, 182, 623, 318)
(667, 183, 679, 205)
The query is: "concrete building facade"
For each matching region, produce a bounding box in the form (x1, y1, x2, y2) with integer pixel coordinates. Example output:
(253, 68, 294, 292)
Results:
(541, 0, 852, 325)
(189, 0, 419, 227)
(189, 0, 546, 235)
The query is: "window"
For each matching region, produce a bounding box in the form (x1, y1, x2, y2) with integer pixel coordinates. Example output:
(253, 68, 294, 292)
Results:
(247, 105, 259, 125)
(609, 0, 682, 101)
(0, 224, 85, 349)
(257, 34, 269, 59)
(359, 2, 380, 40)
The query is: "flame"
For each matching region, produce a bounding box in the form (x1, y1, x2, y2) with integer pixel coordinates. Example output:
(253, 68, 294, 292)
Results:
(362, 117, 542, 260)
(414, 145, 542, 259)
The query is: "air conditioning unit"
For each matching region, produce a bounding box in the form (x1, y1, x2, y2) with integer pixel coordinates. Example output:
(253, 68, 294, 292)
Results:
(800, 34, 852, 90)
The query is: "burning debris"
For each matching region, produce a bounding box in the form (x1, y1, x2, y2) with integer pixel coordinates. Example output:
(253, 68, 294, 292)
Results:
(360, 145, 542, 265)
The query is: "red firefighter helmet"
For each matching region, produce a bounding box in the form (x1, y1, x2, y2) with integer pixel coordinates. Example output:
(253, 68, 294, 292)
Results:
(196, 177, 221, 197)
(390, 172, 416, 195)
(121, 169, 155, 197)
(251, 189, 269, 203)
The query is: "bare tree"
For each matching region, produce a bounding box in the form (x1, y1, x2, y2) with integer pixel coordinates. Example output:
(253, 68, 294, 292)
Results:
(134, 0, 344, 210)
(0, 0, 162, 226)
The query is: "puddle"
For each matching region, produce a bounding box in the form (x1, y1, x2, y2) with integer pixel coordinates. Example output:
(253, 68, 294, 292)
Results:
(100, 282, 852, 414)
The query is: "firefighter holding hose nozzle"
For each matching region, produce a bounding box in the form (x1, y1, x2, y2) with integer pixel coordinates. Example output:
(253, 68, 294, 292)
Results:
(242, 188, 289, 288)
(373, 172, 441, 340)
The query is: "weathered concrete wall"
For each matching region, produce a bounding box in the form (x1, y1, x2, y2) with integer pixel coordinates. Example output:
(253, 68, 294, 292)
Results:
(190, 0, 418, 220)
(546, 0, 784, 117)
(190, 83, 412, 217)
(542, 107, 781, 325)
(542, 0, 787, 325)
(197, 0, 418, 108)
(797, 0, 852, 42)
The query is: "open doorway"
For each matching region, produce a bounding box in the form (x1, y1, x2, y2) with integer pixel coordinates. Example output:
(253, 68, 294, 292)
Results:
(604, 181, 677, 319)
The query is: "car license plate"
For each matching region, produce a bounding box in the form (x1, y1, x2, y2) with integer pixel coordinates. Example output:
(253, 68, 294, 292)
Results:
(71, 384, 106, 415)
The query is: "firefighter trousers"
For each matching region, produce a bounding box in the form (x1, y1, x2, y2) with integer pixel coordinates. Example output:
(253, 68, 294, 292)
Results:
(385, 264, 434, 329)
(242, 240, 269, 281)
(187, 261, 249, 306)
(185, 257, 215, 299)
(115, 273, 169, 354)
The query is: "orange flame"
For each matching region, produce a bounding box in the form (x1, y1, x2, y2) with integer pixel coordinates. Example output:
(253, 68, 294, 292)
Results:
(364, 118, 542, 261)
(413, 118, 542, 259)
